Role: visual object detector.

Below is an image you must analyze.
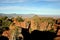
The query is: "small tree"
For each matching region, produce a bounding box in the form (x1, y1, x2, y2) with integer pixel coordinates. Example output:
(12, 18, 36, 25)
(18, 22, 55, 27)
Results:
(16, 16, 24, 22)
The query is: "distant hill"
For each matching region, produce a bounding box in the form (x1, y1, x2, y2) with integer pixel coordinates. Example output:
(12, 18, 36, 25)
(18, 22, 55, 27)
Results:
(0, 13, 35, 18)
(0, 13, 60, 18)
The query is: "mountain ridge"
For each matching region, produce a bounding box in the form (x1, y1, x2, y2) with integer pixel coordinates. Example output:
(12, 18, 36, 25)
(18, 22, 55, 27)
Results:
(0, 13, 60, 18)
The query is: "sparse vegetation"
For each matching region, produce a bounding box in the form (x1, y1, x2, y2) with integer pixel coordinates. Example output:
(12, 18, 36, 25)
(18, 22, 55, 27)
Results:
(0, 15, 59, 40)
(16, 16, 24, 22)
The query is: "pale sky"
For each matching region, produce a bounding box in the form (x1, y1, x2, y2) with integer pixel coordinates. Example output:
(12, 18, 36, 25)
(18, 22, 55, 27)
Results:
(0, 0, 60, 15)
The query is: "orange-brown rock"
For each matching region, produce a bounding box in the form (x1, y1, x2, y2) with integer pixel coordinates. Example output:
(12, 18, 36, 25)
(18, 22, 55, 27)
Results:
(40, 21, 48, 31)
(9, 23, 16, 30)
(2, 30, 10, 38)
(47, 24, 52, 31)
(57, 29, 60, 35)
(12, 17, 27, 28)
(30, 19, 37, 31)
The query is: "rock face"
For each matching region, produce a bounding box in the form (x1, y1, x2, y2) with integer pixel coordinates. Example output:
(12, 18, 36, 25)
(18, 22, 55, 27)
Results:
(30, 19, 37, 31)
(57, 30, 60, 35)
(54, 37, 60, 40)
(2, 30, 10, 39)
(55, 19, 60, 36)
(39, 21, 48, 31)
(54, 19, 60, 40)
(13, 18, 27, 28)
(12, 16, 56, 32)
(2, 15, 60, 40)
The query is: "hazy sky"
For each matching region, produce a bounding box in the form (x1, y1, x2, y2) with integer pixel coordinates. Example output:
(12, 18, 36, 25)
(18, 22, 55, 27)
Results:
(0, 0, 60, 15)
